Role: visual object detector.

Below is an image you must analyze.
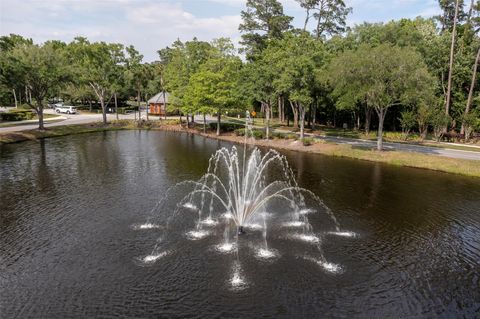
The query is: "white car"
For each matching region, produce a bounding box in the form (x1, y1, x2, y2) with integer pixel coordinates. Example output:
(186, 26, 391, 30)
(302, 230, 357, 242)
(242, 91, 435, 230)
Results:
(55, 106, 77, 114)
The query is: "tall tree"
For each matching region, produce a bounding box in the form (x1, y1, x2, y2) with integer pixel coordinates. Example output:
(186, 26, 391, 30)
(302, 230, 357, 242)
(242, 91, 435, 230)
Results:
(461, 46, 480, 134)
(328, 44, 435, 150)
(239, 0, 293, 59)
(0, 42, 71, 129)
(184, 51, 242, 135)
(264, 32, 326, 138)
(444, 0, 462, 119)
(437, 0, 466, 31)
(163, 38, 213, 122)
(0, 34, 33, 108)
(68, 38, 125, 125)
(125, 45, 148, 120)
(295, 0, 352, 38)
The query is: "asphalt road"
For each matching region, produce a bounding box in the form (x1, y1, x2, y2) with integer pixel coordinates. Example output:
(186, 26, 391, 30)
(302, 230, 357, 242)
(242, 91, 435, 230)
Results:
(310, 134, 480, 161)
(1, 111, 479, 161)
(0, 110, 154, 134)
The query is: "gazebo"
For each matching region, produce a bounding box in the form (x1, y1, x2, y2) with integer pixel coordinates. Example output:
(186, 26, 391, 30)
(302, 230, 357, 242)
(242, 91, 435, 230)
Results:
(148, 92, 169, 116)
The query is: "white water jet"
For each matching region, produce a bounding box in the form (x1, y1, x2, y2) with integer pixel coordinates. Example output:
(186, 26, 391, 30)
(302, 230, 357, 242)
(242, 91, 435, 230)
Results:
(133, 223, 161, 230)
(256, 248, 278, 259)
(138, 113, 356, 286)
(201, 218, 218, 226)
(141, 251, 169, 264)
(216, 243, 236, 253)
(244, 223, 263, 230)
(230, 263, 247, 290)
(327, 231, 358, 238)
(299, 208, 316, 215)
(283, 221, 305, 228)
(186, 230, 210, 240)
(183, 203, 197, 210)
(293, 234, 320, 243)
(304, 257, 342, 273)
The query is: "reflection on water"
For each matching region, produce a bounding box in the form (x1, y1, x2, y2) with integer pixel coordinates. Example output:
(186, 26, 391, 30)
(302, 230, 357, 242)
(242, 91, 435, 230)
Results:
(1, 130, 479, 318)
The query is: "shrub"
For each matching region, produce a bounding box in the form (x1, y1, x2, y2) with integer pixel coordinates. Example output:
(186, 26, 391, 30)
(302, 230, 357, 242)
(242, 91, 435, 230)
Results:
(272, 132, 287, 139)
(301, 137, 315, 146)
(0, 109, 36, 121)
(208, 122, 244, 132)
(234, 128, 246, 136)
(251, 129, 264, 139)
(233, 127, 265, 139)
(286, 133, 298, 140)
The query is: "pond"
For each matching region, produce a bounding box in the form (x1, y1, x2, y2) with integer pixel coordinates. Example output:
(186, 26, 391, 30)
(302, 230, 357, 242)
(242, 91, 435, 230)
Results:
(1, 131, 479, 318)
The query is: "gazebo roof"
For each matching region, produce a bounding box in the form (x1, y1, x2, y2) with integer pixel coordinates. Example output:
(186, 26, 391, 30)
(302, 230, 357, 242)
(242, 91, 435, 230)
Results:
(148, 92, 170, 104)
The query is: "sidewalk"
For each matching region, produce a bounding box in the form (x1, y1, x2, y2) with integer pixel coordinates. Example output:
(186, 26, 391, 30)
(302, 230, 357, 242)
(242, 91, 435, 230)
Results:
(0, 115, 67, 128)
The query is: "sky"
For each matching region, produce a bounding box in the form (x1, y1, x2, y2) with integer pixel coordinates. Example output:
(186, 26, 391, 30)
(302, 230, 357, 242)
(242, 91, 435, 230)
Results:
(0, 0, 442, 62)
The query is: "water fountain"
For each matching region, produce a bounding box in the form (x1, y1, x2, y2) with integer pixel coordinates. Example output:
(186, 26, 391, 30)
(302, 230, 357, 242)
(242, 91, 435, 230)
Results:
(136, 112, 356, 289)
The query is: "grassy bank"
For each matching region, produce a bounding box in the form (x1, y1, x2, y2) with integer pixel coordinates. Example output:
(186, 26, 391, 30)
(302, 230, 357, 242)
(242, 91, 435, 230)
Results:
(1, 120, 479, 178)
(0, 121, 128, 144)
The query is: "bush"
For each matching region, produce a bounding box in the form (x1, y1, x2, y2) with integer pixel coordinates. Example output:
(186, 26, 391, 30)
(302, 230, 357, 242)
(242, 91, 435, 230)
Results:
(0, 109, 36, 121)
(272, 132, 287, 139)
(286, 133, 298, 140)
(301, 137, 315, 146)
(234, 128, 265, 139)
(234, 128, 246, 136)
(209, 122, 244, 132)
(251, 129, 264, 139)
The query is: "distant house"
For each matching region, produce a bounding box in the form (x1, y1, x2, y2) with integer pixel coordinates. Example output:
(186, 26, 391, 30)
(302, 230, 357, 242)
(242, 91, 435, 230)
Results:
(148, 92, 169, 116)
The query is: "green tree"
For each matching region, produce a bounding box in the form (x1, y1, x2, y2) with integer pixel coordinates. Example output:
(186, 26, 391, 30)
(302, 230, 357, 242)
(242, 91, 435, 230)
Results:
(68, 38, 125, 125)
(163, 38, 213, 123)
(239, 0, 293, 60)
(184, 52, 242, 135)
(0, 34, 33, 107)
(328, 44, 435, 150)
(295, 0, 352, 38)
(0, 42, 71, 129)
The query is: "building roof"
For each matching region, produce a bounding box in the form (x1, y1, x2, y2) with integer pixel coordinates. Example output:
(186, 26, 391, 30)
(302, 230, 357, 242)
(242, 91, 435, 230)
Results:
(148, 92, 170, 104)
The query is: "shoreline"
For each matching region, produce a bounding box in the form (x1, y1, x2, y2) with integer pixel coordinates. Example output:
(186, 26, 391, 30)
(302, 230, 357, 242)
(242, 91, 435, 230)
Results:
(1, 120, 479, 178)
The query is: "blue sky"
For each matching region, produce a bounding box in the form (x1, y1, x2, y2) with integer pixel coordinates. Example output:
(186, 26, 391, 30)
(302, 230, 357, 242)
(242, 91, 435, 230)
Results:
(0, 0, 442, 61)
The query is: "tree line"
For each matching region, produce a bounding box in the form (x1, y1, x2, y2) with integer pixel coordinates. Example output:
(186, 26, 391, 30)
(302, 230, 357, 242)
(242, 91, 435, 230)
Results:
(0, 0, 479, 150)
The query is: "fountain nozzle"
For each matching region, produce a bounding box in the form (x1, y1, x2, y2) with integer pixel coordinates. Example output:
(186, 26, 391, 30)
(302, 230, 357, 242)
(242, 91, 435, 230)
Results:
(238, 226, 245, 235)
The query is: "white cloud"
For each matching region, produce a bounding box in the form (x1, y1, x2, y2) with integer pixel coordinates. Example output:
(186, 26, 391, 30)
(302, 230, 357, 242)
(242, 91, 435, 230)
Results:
(0, 0, 442, 61)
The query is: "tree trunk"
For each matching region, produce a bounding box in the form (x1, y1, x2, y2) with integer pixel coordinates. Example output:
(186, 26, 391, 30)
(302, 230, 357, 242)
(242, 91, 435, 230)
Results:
(37, 100, 45, 130)
(12, 89, 18, 108)
(203, 113, 206, 133)
(303, 8, 310, 31)
(114, 93, 118, 120)
(312, 100, 317, 130)
(162, 91, 167, 120)
(137, 90, 141, 121)
(216, 111, 221, 136)
(100, 96, 107, 125)
(445, 0, 460, 118)
(365, 107, 372, 134)
(289, 100, 299, 128)
(461, 46, 480, 135)
(468, 0, 475, 22)
(89, 100, 92, 112)
(265, 102, 270, 140)
(376, 108, 387, 151)
(145, 93, 149, 121)
(278, 96, 282, 123)
(299, 103, 306, 139)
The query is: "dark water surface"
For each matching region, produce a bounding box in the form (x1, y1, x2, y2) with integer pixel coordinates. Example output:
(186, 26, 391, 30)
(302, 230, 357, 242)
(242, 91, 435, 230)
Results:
(1, 131, 479, 318)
